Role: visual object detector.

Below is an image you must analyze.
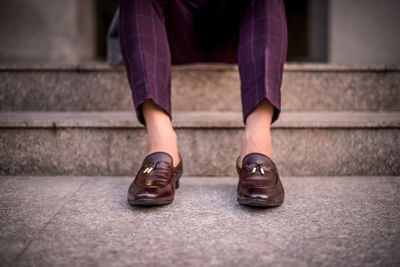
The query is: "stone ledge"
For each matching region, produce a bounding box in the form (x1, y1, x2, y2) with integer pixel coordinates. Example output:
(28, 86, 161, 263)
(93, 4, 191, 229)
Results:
(0, 62, 399, 72)
(0, 111, 399, 129)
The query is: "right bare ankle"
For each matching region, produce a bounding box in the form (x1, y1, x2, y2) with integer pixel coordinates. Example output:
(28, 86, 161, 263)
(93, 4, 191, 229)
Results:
(142, 99, 180, 167)
(146, 129, 180, 167)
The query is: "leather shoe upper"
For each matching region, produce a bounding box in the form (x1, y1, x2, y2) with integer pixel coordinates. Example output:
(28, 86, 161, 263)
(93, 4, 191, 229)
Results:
(128, 151, 183, 203)
(236, 152, 284, 204)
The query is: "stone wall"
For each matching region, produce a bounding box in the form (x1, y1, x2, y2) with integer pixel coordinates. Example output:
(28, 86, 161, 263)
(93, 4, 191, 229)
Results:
(329, 0, 400, 64)
(0, 0, 95, 63)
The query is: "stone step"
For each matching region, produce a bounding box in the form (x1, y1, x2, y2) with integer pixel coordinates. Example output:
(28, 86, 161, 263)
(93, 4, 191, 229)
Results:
(1, 63, 399, 112)
(1, 176, 399, 266)
(1, 111, 399, 176)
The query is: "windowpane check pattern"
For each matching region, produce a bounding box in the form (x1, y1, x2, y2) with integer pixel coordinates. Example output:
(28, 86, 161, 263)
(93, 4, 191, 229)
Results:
(119, 0, 287, 126)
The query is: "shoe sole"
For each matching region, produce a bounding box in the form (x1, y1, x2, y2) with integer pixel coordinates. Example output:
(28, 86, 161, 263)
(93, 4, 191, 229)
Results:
(237, 198, 283, 207)
(128, 198, 173, 206)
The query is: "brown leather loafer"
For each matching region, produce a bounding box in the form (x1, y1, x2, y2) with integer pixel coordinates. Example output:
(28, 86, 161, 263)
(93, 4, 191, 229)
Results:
(236, 152, 284, 207)
(128, 151, 183, 206)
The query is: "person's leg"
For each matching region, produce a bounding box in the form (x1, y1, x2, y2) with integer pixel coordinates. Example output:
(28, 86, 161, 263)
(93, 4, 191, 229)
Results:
(237, 0, 288, 167)
(119, 0, 180, 167)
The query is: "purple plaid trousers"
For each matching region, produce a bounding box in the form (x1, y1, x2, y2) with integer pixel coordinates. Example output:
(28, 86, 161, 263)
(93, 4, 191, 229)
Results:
(118, 0, 288, 126)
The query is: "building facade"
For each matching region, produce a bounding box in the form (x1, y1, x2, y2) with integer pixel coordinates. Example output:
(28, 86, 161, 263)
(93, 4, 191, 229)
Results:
(0, 0, 399, 64)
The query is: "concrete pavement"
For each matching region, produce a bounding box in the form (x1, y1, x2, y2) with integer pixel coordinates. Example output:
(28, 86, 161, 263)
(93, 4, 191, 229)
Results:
(1, 176, 399, 266)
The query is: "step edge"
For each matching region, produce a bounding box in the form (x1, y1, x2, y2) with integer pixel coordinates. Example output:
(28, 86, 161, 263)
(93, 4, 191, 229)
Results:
(1, 175, 399, 179)
(0, 62, 399, 72)
(0, 111, 399, 129)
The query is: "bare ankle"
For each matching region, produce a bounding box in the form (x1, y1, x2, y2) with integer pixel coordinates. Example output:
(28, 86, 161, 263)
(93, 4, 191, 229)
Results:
(141, 99, 181, 167)
(146, 127, 181, 167)
(239, 129, 272, 168)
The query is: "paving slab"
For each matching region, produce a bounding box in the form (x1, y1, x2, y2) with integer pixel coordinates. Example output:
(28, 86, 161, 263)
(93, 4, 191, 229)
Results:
(1, 176, 399, 266)
(0, 176, 87, 265)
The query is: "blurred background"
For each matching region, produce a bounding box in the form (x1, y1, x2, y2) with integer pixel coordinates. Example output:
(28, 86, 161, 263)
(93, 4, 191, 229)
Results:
(0, 2, 399, 265)
(0, 0, 399, 64)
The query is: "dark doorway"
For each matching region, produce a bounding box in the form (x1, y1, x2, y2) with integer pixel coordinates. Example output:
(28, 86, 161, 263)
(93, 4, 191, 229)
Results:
(96, 0, 118, 60)
(95, 0, 328, 62)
